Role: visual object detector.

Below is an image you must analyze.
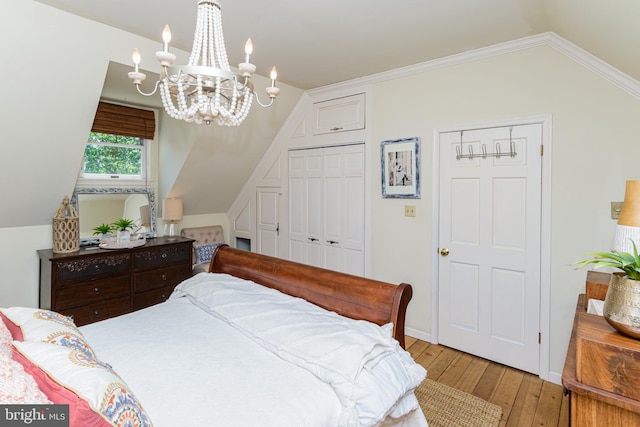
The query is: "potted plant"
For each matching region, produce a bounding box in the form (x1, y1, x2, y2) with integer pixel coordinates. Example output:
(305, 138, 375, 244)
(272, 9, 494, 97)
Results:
(92, 223, 113, 238)
(112, 218, 136, 243)
(575, 240, 640, 338)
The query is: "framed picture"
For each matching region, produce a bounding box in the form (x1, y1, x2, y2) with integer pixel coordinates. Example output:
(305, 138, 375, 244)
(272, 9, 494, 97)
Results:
(381, 137, 421, 198)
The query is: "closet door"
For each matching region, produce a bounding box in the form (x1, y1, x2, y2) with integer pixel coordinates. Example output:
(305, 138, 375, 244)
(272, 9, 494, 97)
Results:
(289, 148, 323, 267)
(289, 144, 364, 275)
(323, 144, 365, 275)
(305, 150, 324, 267)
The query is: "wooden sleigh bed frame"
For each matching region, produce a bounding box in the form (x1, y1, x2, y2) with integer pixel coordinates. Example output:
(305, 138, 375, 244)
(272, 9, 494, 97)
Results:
(208, 244, 413, 348)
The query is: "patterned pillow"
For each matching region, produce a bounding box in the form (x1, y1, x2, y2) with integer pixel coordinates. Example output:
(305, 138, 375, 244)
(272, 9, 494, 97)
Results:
(1, 312, 23, 341)
(0, 316, 13, 358)
(0, 350, 51, 404)
(13, 341, 153, 427)
(0, 308, 95, 358)
(194, 242, 223, 265)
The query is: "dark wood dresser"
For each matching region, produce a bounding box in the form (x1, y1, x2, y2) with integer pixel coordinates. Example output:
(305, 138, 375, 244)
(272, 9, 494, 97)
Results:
(562, 271, 640, 426)
(38, 236, 194, 326)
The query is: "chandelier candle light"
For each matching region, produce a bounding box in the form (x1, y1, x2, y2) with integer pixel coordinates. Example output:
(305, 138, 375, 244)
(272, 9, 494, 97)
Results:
(128, 0, 279, 126)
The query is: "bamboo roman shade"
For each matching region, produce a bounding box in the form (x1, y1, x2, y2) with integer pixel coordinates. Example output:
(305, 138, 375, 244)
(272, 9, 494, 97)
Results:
(91, 102, 155, 140)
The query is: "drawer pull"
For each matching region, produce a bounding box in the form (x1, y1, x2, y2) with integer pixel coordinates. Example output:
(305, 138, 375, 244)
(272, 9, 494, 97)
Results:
(161, 294, 167, 300)
(326, 240, 339, 245)
(330, 127, 343, 132)
(94, 287, 100, 294)
(161, 253, 167, 259)
(161, 274, 167, 281)
(94, 265, 101, 271)
(93, 310, 100, 318)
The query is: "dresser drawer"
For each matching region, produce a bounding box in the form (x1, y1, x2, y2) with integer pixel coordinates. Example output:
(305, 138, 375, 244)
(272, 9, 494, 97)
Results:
(133, 264, 191, 293)
(55, 253, 130, 284)
(55, 276, 130, 310)
(38, 237, 193, 327)
(133, 284, 176, 311)
(133, 244, 191, 270)
(60, 296, 130, 327)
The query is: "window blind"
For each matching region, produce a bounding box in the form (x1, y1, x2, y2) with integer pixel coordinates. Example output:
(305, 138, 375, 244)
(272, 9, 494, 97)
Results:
(91, 102, 155, 140)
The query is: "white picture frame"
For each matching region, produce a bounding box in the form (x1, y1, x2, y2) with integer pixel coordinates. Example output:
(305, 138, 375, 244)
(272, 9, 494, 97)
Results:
(381, 137, 421, 199)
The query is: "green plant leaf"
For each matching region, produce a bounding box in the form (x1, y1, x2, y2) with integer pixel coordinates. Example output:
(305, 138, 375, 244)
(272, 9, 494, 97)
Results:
(111, 218, 136, 231)
(92, 223, 114, 235)
(574, 239, 640, 279)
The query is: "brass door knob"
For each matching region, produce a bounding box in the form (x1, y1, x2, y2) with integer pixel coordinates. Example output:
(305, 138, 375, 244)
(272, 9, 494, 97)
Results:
(440, 248, 450, 256)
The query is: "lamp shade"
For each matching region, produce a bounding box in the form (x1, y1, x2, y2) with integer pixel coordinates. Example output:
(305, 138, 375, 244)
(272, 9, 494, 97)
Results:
(162, 198, 183, 221)
(614, 181, 640, 252)
(139, 205, 150, 227)
(618, 181, 640, 226)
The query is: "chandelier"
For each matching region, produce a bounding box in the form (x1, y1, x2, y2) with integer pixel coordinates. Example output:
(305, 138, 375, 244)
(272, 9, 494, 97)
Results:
(128, 0, 279, 126)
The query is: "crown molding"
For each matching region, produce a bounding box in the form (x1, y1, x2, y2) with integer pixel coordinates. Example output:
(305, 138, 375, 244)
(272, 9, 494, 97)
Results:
(312, 32, 640, 100)
(543, 32, 640, 99)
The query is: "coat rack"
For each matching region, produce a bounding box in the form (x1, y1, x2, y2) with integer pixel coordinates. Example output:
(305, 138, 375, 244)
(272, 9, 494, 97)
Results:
(455, 127, 517, 160)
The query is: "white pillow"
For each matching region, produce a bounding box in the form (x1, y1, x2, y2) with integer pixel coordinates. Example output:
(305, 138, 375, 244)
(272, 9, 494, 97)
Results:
(13, 341, 152, 426)
(1, 307, 96, 358)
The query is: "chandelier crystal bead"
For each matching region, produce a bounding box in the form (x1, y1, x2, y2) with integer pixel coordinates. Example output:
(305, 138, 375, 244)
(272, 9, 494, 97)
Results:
(128, 0, 278, 126)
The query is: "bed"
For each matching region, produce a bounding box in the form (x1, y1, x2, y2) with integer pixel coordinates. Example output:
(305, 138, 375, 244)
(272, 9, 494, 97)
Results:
(1, 245, 428, 427)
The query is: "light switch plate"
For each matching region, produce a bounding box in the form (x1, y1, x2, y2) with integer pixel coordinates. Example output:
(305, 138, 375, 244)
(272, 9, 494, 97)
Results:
(404, 205, 416, 217)
(611, 201, 624, 219)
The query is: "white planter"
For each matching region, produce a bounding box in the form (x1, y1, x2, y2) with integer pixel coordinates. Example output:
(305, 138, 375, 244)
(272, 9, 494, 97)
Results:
(116, 230, 131, 243)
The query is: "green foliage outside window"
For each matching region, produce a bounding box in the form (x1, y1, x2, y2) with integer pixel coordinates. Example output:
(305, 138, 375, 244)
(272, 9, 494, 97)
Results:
(83, 132, 143, 175)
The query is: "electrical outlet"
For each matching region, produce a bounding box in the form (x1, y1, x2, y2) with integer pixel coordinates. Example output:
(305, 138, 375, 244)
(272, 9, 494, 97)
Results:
(611, 201, 624, 219)
(404, 205, 416, 217)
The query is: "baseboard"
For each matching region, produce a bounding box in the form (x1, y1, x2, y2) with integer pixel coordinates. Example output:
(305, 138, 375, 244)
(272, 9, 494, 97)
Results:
(405, 327, 432, 343)
(545, 370, 562, 386)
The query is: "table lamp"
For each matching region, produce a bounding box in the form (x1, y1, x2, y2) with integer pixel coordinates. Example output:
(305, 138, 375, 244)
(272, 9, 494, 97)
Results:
(613, 180, 640, 253)
(162, 198, 183, 239)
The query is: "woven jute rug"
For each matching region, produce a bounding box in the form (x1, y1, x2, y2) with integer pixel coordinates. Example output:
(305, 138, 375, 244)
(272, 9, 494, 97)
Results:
(414, 378, 502, 427)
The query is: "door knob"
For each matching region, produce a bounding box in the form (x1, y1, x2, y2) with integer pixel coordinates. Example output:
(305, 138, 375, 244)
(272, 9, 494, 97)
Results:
(440, 248, 450, 256)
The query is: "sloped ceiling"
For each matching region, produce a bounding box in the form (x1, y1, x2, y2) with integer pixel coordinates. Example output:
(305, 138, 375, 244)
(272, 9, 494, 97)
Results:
(6, 0, 640, 227)
(35, 0, 640, 89)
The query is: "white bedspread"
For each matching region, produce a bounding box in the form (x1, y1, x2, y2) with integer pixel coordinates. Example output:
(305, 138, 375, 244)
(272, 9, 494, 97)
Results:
(80, 273, 428, 427)
(171, 273, 426, 427)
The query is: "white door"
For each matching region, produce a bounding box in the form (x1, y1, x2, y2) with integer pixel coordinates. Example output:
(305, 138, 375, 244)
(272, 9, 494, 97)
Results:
(288, 145, 365, 274)
(256, 187, 280, 257)
(438, 124, 542, 374)
(323, 144, 365, 275)
(289, 148, 323, 267)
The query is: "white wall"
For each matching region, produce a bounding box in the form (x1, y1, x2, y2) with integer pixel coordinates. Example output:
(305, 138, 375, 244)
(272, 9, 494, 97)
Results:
(1, 1, 293, 308)
(1, 0, 165, 229)
(0, 226, 52, 307)
(226, 37, 640, 380)
(0, 0, 166, 307)
(370, 45, 640, 376)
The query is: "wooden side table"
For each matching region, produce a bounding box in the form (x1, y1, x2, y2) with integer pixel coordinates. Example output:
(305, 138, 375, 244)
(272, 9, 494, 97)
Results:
(562, 272, 640, 425)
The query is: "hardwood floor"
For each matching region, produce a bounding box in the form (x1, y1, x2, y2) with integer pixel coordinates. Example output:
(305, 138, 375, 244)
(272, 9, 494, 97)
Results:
(406, 337, 569, 427)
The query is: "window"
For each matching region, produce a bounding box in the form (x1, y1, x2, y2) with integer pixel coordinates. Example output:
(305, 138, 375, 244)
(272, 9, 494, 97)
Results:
(81, 132, 146, 180)
(78, 102, 156, 184)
